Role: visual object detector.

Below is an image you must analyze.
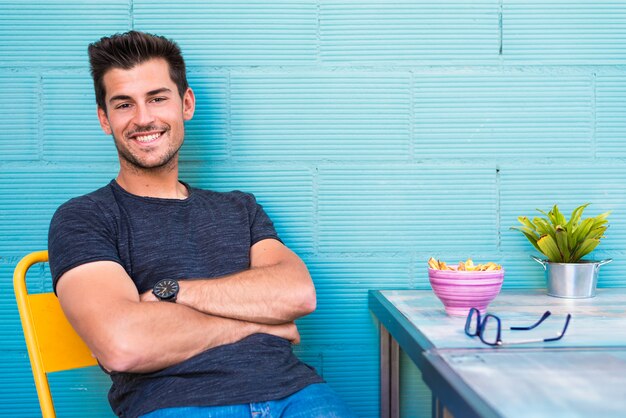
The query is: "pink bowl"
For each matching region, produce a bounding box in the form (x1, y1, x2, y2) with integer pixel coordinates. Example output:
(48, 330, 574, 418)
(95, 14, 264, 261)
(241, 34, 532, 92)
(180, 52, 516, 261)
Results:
(428, 267, 504, 317)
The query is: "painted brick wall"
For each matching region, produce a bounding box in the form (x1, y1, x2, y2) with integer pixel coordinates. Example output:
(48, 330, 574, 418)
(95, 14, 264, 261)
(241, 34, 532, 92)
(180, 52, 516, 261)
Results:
(2, 1, 626, 417)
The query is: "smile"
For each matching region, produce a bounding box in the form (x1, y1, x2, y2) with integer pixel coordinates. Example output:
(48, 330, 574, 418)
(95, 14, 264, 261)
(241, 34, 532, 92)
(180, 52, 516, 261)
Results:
(134, 132, 163, 144)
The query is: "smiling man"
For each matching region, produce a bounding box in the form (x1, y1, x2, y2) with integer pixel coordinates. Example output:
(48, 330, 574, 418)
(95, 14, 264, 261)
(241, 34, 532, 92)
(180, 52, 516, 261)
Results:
(48, 31, 355, 418)
(100, 60, 191, 181)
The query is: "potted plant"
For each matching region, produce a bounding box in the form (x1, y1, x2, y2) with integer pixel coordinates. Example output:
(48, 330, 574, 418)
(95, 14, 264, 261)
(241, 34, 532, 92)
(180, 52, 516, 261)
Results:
(511, 203, 612, 298)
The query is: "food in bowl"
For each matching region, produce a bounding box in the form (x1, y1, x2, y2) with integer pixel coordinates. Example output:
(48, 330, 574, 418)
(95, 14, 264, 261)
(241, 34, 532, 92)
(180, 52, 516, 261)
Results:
(428, 257, 502, 272)
(427, 258, 504, 316)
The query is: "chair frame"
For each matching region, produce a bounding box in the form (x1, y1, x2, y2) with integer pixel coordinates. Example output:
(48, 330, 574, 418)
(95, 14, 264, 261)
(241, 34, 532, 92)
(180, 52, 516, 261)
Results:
(13, 250, 98, 418)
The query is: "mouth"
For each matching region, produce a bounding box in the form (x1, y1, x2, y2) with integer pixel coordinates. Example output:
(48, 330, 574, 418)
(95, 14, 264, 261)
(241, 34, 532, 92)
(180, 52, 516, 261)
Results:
(129, 130, 166, 145)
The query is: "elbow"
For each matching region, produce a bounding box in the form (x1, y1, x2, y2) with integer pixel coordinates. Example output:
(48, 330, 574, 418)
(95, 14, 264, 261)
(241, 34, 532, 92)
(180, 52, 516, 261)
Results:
(96, 335, 145, 373)
(296, 263, 316, 316)
(98, 348, 137, 374)
(296, 283, 317, 317)
(279, 281, 316, 322)
(303, 286, 317, 315)
(99, 357, 133, 374)
(100, 350, 143, 373)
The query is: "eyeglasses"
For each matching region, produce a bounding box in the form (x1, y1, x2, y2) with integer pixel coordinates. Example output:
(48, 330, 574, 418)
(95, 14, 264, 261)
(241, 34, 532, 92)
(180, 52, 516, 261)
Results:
(464, 307, 572, 347)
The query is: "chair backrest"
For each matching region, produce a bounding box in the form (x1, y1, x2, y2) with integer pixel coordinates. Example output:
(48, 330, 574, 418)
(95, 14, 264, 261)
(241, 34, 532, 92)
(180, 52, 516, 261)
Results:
(13, 250, 98, 418)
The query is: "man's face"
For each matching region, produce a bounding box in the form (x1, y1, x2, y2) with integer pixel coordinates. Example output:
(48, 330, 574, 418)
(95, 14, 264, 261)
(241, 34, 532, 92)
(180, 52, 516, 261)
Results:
(97, 58, 195, 172)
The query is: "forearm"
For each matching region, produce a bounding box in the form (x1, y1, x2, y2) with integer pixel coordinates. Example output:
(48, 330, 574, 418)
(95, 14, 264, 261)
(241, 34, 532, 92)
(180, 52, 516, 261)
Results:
(177, 260, 316, 324)
(57, 260, 299, 374)
(94, 300, 261, 373)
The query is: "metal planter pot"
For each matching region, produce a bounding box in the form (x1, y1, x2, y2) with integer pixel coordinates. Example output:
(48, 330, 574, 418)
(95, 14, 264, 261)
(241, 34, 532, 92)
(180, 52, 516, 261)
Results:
(531, 256, 612, 298)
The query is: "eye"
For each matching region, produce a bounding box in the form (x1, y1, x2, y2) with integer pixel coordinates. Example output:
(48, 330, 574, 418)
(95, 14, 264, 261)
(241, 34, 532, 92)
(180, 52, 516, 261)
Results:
(151, 97, 168, 103)
(114, 103, 132, 110)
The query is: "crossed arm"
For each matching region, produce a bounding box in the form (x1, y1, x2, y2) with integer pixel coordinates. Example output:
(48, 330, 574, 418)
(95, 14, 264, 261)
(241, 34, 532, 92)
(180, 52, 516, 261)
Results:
(56, 239, 316, 374)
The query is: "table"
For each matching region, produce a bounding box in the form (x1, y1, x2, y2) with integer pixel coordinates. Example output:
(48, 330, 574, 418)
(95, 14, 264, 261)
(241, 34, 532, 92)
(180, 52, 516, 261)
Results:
(369, 289, 626, 418)
(422, 347, 626, 418)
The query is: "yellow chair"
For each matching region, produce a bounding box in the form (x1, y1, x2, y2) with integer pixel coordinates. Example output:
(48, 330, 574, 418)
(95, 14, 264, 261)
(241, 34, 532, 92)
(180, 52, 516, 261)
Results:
(13, 250, 98, 418)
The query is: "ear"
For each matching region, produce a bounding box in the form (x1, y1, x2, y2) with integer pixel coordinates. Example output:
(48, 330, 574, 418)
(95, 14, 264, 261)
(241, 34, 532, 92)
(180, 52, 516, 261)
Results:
(97, 106, 112, 135)
(182, 87, 196, 121)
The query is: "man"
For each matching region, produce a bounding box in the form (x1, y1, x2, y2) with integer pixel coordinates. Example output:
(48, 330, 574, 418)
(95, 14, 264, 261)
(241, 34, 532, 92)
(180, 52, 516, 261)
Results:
(48, 31, 355, 418)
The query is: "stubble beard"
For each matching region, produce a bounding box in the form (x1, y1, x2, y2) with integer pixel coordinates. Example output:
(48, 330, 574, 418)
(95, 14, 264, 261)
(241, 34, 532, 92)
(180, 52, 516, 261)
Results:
(113, 129, 183, 174)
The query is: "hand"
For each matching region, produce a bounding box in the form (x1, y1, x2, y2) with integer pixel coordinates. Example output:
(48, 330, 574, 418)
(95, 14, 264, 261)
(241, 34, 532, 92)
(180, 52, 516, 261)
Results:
(260, 322, 300, 344)
(140, 289, 158, 302)
(141, 288, 300, 343)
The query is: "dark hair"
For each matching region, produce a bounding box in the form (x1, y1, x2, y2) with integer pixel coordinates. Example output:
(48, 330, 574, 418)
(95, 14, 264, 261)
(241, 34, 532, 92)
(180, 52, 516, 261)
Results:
(88, 31, 188, 112)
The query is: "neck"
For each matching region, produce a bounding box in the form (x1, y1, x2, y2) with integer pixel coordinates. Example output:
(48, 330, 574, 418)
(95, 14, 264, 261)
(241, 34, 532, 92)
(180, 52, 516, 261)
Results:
(116, 161, 188, 200)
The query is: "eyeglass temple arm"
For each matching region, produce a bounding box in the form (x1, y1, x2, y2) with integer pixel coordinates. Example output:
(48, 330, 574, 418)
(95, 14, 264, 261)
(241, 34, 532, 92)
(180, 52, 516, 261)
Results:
(543, 313, 572, 342)
(510, 311, 552, 331)
(501, 314, 572, 345)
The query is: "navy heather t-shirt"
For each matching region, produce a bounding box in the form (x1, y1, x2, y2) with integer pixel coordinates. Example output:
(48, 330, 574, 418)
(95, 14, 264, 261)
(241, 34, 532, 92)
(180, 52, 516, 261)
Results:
(48, 180, 323, 418)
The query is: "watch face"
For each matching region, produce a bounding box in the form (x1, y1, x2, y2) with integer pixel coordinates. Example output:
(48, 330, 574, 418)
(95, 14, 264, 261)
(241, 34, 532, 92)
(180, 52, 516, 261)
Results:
(153, 279, 179, 300)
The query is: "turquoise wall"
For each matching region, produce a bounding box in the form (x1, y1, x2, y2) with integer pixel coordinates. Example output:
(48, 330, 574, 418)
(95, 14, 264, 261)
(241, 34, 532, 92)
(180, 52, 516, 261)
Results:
(2, 1, 626, 417)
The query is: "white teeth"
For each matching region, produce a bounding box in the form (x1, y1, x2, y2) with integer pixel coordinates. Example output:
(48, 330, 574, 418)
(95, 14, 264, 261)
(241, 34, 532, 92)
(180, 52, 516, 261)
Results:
(136, 133, 161, 143)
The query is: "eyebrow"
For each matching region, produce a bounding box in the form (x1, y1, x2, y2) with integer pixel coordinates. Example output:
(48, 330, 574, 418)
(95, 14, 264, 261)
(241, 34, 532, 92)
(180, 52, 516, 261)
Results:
(108, 88, 173, 104)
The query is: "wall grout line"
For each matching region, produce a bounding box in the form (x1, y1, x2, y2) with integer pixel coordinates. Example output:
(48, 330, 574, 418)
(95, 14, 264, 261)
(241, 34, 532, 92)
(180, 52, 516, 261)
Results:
(591, 71, 597, 160)
(499, 0, 504, 59)
(37, 73, 44, 162)
(130, 0, 134, 30)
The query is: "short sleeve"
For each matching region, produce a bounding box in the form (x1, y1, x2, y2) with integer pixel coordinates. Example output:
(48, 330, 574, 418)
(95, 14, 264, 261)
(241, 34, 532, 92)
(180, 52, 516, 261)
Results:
(239, 192, 282, 246)
(48, 197, 122, 293)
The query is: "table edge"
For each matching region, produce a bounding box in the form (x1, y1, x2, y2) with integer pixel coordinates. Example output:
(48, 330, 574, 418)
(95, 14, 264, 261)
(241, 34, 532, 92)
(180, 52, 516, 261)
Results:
(368, 290, 435, 367)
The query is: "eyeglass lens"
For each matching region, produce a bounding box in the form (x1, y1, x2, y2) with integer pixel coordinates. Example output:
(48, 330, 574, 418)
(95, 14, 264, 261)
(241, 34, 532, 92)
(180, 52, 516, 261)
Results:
(464, 308, 480, 336)
(479, 315, 501, 346)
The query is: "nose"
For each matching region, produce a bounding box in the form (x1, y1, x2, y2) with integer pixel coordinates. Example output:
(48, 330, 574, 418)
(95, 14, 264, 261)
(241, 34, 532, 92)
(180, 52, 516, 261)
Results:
(132, 103, 155, 127)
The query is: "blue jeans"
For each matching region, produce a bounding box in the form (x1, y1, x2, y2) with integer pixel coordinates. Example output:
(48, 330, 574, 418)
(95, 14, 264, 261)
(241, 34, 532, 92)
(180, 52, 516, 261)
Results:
(139, 383, 357, 418)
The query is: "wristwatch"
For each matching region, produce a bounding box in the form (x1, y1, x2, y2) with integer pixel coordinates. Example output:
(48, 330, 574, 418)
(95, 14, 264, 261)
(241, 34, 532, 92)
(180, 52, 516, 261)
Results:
(152, 279, 179, 302)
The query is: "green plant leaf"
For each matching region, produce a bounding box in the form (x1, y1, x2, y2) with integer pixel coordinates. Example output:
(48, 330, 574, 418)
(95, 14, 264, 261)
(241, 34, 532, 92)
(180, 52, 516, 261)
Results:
(518, 216, 536, 231)
(555, 226, 570, 262)
(591, 211, 611, 229)
(587, 226, 608, 240)
(566, 203, 590, 231)
(511, 226, 542, 252)
(536, 208, 549, 217)
(511, 225, 539, 240)
(537, 234, 563, 262)
(537, 208, 558, 226)
(533, 217, 556, 239)
(572, 218, 594, 246)
(511, 216, 542, 252)
(552, 204, 567, 226)
(571, 238, 600, 262)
